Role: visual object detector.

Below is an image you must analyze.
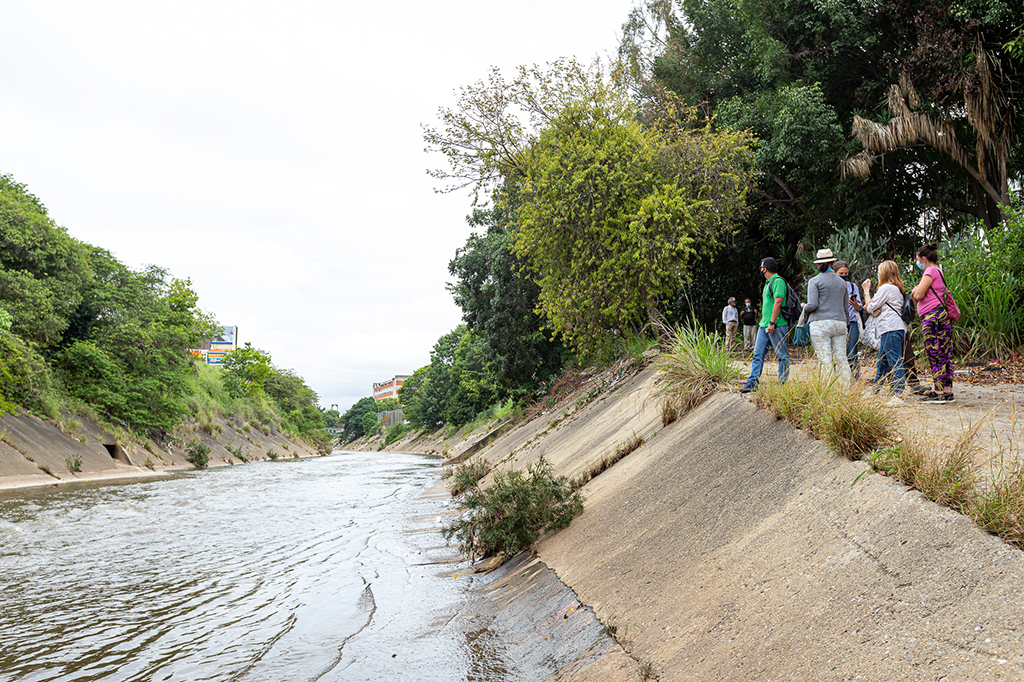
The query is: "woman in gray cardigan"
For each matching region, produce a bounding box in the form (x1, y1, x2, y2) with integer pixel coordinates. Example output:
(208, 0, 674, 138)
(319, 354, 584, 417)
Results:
(802, 249, 852, 383)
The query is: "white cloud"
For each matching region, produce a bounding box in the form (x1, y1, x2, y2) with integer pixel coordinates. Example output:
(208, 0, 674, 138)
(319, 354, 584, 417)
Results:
(0, 0, 631, 411)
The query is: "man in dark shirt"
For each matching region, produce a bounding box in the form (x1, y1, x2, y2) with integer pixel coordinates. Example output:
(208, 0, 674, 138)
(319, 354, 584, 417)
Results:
(740, 298, 758, 351)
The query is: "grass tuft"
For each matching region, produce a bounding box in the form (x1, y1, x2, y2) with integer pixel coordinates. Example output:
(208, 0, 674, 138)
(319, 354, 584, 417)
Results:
(655, 324, 742, 415)
(576, 431, 646, 488)
(755, 375, 894, 459)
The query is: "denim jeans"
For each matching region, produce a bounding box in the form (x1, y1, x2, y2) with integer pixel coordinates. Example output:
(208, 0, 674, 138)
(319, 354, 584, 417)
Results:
(846, 320, 860, 378)
(875, 330, 906, 395)
(746, 325, 790, 386)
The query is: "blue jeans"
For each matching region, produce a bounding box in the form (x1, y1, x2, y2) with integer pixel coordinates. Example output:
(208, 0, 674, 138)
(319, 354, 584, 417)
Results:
(746, 325, 790, 386)
(875, 330, 906, 395)
(846, 320, 860, 376)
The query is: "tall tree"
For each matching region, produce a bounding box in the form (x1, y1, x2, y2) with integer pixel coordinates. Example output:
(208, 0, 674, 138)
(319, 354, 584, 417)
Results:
(0, 174, 91, 347)
(448, 203, 568, 399)
(512, 94, 754, 352)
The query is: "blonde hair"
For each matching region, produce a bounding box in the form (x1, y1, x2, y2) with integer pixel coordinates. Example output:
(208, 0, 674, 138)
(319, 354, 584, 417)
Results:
(877, 260, 905, 293)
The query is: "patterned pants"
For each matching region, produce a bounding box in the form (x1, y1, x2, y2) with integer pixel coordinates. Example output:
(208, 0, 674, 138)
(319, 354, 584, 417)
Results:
(921, 307, 954, 391)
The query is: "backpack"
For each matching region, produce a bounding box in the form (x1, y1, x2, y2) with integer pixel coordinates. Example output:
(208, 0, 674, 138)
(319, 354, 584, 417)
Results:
(777, 278, 801, 326)
(886, 294, 916, 324)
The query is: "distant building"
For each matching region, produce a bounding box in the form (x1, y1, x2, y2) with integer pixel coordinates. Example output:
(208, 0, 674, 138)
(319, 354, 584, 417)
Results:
(373, 375, 410, 402)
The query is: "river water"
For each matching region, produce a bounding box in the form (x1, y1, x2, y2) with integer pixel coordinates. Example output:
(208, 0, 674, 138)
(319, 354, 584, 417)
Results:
(0, 451, 517, 682)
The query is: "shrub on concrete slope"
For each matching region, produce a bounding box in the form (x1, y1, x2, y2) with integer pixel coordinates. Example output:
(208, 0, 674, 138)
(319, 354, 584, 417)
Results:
(444, 459, 490, 496)
(442, 457, 584, 560)
(655, 323, 742, 414)
(185, 439, 210, 468)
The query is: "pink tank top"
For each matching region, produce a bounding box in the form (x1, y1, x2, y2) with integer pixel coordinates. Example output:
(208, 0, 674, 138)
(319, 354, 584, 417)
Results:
(917, 266, 946, 316)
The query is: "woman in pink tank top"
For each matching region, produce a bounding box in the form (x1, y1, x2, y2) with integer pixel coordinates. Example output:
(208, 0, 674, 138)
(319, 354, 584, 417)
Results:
(909, 243, 954, 403)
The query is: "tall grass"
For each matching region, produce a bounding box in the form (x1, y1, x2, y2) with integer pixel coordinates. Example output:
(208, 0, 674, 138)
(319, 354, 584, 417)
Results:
(755, 375, 895, 459)
(655, 324, 742, 414)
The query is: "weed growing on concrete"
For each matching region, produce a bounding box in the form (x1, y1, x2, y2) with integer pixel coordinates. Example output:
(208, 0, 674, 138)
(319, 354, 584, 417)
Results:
(446, 460, 490, 496)
(639, 660, 658, 681)
(974, 451, 1024, 547)
(266, 449, 279, 460)
(755, 375, 894, 458)
(655, 324, 742, 414)
(576, 431, 646, 488)
(0, 432, 28, 456)
(38, 464, 57, 478)
(661, 400, 679, 426)
(384, 423, 411, 445)
(442, 456, 584, 560)
(185, 439, 210, 468)
(64, 455, 82, 473)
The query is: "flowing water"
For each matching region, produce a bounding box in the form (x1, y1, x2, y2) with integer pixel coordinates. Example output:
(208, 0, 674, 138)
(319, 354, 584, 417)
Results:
(0, 451, 516, 682)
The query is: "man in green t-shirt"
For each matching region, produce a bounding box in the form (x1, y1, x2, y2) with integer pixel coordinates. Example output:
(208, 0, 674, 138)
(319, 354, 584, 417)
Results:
(740, 257, 790, 392)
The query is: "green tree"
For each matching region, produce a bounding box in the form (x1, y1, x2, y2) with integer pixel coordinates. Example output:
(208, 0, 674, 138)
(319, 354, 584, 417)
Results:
(54, 250, 207, 433)
(322, 409, 341, 428)
(0, 174, 91, 347)
(340, 396, 379, 442)
(512, 95, 754, 352)
(448, 203, 569, 400)
(361, 410, 380, 437)
(222, 343, 273, 399)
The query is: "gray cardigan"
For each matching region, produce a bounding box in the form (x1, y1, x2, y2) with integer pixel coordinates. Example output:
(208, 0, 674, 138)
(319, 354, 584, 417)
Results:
(803, 271, 851, 324)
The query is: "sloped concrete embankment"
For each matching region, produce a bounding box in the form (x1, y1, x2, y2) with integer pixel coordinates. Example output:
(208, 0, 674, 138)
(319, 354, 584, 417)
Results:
(466, 367, 1024, 680)
(0, 409, 321, 491)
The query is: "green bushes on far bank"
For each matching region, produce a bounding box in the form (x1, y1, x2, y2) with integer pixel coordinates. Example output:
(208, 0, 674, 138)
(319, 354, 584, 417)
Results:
(0, 172, 332, 454)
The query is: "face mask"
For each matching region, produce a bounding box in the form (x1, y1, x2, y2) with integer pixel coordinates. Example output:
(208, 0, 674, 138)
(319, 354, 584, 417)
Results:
(839, 274, 849, 281)
(915, 260, 925, 271)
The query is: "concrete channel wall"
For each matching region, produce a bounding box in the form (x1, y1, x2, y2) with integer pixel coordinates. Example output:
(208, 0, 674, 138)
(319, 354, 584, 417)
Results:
(0, 409, 322, 490)
(461, 367, 1024, 681)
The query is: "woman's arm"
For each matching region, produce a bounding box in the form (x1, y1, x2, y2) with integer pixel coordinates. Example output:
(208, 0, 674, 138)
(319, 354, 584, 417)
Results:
(803, 278, 820, 312)
(911, 273, 933, 302)
(862, 279, 882, 317)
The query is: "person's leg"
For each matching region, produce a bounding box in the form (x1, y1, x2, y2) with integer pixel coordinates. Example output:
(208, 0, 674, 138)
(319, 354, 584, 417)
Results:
(744, 327, 770, 387)
(830, 320, 851, 383)
(933, 312, 954, 394)
(769, 326, 789, 383)
(891, 330, 906, 395)
(726, 320, 738, 347)
(902, 328, 920, 389)
(922, 311, 945, 393)
(846, 321, 860, 379)
(874, 332, 891, 389)
(809, 320, 831, 374)
(743, 325, 755, 351)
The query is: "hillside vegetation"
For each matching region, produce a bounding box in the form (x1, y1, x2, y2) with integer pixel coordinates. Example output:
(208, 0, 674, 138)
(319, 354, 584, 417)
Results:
(0, 174, 332, 454)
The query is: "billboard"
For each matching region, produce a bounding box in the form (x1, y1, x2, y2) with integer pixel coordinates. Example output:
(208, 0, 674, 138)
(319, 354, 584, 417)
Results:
(207, 326, 238, 365)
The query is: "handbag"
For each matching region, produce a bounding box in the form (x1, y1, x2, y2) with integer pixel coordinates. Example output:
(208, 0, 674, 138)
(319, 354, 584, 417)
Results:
(929, 269, 961, 322)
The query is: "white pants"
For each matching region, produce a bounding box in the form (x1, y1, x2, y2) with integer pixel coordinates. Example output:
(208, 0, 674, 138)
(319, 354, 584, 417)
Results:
(809, 319, 851, 383)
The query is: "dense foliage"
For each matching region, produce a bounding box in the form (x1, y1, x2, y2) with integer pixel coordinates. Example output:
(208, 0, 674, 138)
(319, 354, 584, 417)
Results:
(441, 457, 584, 559)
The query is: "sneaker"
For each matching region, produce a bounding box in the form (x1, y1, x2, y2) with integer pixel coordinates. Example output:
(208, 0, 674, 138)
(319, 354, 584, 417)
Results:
(920, 392, 954, 403)
(910, 385, 931, 396)
(885, 397, 905, 407)
(739, 382, 757, 393)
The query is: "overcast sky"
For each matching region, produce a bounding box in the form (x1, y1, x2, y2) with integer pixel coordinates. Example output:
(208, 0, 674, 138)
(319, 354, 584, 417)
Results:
(0, 1, 635, 412)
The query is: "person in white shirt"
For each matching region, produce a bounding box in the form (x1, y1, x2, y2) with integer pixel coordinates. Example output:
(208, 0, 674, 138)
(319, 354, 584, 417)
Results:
(721, 297, 739, 347)
(861, 260, 907, 403)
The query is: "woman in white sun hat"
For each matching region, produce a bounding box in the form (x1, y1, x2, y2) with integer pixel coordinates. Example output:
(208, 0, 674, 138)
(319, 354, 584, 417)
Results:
(802, 248, 851, 384)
